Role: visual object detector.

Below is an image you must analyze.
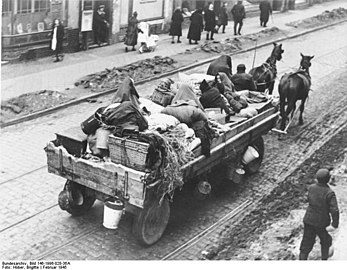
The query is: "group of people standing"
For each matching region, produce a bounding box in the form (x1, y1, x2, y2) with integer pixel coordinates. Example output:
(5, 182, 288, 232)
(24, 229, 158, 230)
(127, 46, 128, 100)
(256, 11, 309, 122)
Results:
(49, 1, 274, 60)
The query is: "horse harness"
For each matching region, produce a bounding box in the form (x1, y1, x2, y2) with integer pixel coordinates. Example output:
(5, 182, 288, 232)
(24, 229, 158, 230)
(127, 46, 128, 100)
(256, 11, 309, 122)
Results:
(254, 59, 277, 86)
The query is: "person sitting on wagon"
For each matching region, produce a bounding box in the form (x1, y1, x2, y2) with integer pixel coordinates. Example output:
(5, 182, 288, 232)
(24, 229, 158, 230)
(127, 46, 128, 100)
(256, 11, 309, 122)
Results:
(230, 64, 257, 92)
(199, 79, 234, 115)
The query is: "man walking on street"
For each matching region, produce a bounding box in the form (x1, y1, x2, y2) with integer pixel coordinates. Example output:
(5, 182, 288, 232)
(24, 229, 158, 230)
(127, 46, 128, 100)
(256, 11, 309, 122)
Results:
(299, 168, 340, 260)
(259, 0, 272, 27)
(231, 0, 245, 35)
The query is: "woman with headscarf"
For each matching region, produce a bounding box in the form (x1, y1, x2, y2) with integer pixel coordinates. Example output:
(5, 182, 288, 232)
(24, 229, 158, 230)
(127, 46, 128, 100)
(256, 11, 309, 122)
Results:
(125, 11, 140, 52)
(187, 8, 204, 45)
(204, 3, 216, 41)
(169, 8, 184, 44)
(50, 18, 64, 62)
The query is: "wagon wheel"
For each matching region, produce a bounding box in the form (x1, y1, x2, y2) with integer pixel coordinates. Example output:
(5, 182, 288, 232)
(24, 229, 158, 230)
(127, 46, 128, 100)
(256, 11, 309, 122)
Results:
(58, 180, 96, 216)
(244, 136, 265, 174)
(132, 197, 170, 246)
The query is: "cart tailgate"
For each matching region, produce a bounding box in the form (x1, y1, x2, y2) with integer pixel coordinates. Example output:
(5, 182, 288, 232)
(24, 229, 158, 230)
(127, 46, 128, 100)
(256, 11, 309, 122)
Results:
(45, 142, 147, 208)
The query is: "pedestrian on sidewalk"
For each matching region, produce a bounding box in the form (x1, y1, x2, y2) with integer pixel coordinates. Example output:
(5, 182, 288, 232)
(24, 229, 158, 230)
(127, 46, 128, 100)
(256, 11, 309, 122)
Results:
(299, 168, 340, 260)
(230, 64, 257, 91)
(94, 5, 110, 45)
(219, 2, 229, 34)
(259, 0, 272, 27)
(231, 0, 245, 35)
(50, 18, 64, 62)
(187, 8, 204, 44)
(204, 3, 216, 40)
(124, 11, 140, 52)
(169, 8, 184, 43)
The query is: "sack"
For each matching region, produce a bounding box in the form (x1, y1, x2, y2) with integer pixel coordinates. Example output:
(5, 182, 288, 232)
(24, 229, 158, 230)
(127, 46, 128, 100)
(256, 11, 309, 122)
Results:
(81, 106, 106, 135)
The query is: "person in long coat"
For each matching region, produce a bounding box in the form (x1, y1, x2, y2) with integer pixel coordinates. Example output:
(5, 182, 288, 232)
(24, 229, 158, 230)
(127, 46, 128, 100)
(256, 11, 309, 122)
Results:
(169, 8, 184, 43)
(215, 2, 228, 34)
(124, 11, 139, 52)
(187, 8, 204, 44)
(231, 0, 246, 35)
(204, 3, 216, 40)
(50, 18, 64, 62)
(94, 5, 109, 45)
(259, 0, 272, 27)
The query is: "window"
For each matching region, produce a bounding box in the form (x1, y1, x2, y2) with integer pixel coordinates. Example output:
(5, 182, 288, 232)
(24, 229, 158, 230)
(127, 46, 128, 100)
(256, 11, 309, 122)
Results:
(17, 0, 32, 14)
(34, 0, 50, 12)
(2, 0, 12, 15)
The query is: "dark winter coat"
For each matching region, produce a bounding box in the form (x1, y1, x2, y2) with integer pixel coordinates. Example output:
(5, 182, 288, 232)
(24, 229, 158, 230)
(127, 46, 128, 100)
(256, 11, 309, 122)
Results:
(259, 0, 272, 22)
(94, 10, 109, 43)
(303, 183, 339, 229)
(231, 2, 246, 22)
(125, 16, 139, 46)
(220, 6, 228, 26)
(187, 10, 204, 41)
(199, 80, 231, 114)
(50, 24, 64, 53)
(102, 101, 148, 132)
(169, 9, 184, 36)
(204, 9, 216, 31)
(230, 72, 257, 91)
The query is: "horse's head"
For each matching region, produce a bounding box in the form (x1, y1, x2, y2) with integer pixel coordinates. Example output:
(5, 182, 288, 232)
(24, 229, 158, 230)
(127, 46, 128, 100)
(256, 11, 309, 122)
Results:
(272, 42, 284, 61)
(300, 53, 314, 72)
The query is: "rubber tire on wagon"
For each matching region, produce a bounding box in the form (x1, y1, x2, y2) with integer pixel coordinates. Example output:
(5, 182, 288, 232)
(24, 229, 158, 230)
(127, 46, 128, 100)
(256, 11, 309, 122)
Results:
(58, 180, 96, 216)
(244, 136, 265, 174)
(132, 197, 170, 246)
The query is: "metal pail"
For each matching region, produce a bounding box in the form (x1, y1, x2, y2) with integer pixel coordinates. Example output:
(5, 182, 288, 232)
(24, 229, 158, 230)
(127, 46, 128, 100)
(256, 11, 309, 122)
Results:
(242, 146, 259, 165)
(103, 199, 124, 229)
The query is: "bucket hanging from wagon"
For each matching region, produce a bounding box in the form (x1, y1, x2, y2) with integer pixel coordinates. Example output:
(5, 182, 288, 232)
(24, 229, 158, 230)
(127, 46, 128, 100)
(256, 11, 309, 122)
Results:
(242, 146, 259, 165)
(103, 199, 124, 229)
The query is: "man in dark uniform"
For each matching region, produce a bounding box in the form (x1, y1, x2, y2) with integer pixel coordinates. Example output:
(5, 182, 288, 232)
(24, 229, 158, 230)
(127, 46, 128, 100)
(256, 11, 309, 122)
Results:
(231, 0, 246, 35)
(230, 64, 257, 91)
(299, 168, 340, 260)
(259, 0, 272, 27)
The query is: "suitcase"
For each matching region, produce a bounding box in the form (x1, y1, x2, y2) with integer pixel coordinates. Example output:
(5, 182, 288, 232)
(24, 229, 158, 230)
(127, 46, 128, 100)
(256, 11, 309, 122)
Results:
(55, 126, 88, 157)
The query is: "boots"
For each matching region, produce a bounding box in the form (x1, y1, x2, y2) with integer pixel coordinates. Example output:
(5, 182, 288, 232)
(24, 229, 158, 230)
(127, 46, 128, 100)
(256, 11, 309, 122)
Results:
(206, 33, 209, 40)
(210, 32, 214, 40)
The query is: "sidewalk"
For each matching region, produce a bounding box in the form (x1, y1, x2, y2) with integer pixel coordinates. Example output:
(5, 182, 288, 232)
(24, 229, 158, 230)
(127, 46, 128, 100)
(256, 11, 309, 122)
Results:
(1, 0, 347, 101)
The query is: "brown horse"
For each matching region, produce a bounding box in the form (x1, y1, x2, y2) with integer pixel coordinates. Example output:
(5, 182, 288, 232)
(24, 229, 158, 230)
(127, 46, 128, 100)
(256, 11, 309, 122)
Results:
(278, 53, 314, 131)
(249, 42, 284, 95)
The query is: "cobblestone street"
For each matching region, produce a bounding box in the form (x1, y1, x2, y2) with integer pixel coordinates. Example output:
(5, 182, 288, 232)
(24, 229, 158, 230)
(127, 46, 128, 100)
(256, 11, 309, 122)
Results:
(1, 0, 347, 264)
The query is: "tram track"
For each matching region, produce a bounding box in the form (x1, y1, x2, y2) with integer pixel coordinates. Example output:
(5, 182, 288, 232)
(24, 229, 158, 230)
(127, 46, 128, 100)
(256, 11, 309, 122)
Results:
(1, 20, 346, 129)
(1, 108, 345, 260)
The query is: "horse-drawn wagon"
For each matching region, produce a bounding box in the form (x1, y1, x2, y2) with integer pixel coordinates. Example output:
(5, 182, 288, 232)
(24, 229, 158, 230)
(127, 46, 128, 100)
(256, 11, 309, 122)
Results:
(44, 100, 278, 246)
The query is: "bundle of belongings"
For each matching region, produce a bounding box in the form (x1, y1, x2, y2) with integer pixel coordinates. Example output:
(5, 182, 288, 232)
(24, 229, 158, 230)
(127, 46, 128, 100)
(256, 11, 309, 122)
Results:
(77, 62, 271, 198)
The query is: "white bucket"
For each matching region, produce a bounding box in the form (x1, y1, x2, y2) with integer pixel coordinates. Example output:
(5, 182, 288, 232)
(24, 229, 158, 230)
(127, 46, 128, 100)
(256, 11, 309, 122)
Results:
(103, 199, 124, 229)
(242, 146, 259, 165)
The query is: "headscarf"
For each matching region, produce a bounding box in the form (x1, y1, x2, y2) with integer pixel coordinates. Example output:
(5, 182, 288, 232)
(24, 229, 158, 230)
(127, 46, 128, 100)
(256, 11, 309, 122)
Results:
(171, 83, 204, 110)
(111, 76, 140, 107)
(218, 72, 235, 93)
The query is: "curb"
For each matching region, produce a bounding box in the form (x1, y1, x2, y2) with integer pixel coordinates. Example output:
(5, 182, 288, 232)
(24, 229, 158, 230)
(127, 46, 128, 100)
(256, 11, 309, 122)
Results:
(1, 18, 346, 129)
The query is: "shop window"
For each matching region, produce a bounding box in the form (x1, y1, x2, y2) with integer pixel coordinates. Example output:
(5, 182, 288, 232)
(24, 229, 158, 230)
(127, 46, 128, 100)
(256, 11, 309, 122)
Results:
(17, 0, 32, 14)
(2, 0, 12, 15)
(34, 0, 50, 12)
